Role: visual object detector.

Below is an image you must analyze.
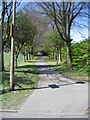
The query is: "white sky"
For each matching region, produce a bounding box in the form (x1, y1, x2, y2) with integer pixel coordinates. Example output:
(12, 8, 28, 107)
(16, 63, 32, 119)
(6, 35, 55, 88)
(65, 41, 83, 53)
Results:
(71, 29, 88, 43)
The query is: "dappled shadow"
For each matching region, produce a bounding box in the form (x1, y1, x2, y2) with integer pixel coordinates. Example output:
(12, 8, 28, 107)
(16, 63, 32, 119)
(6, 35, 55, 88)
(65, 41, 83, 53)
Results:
(14, 76, 36, 86)
(15, 64, 58, 75)
(1, 63, 38, 95)
(4, 63, 58, 75)
(1, 72, 10, 87)
(36, 64, 57, 68)
(15, 70, 37, 74)
(1, 57, 85, 95)
(36, 64, 58, 74)
(18, 64, 36, 69)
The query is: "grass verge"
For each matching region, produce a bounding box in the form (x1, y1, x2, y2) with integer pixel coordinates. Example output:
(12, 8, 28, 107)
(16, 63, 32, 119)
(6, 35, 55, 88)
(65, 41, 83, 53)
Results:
(47, 59, 88, 82)
(1, 60, 38, 110)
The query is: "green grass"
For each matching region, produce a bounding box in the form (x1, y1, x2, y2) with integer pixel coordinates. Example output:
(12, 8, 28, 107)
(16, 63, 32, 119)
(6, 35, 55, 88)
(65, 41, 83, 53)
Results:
(4, 52, 10, 67)
(47, 59, 88, 82)
(4, 52, 24, 67)
(1, 53, 39, 110)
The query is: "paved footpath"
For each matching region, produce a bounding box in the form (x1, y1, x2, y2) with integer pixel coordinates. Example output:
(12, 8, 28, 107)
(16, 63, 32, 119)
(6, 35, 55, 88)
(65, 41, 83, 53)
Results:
(2, 57, 88, 118)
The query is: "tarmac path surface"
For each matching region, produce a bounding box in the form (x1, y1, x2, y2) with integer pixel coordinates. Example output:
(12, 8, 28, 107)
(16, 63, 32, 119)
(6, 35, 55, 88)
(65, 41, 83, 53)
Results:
(2, 57, 88, 118)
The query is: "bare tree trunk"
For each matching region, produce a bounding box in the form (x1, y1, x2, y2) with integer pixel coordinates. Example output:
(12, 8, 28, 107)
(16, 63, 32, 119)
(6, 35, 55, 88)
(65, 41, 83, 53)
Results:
(28, 53, 30, 60)
(58, 49, 62, 63)
(0, 27, 2, 71)
(26, 54, 28, 61)
(1, 2, 5, 71)
(56, 55, 58, 64)
(15, 56, 18, 68)
(2, 45, 4, 71)
(29, 53, 31, 60)
(31, 46, 34, 59)
(66, 43, 72, 68)
(56, 48, 58, 64)
(53, 51, 55, 60)
(0, 27, 3, 93)
(24, 55, 26, 62)
(28, 54, 29, 60)
(30, 54, 32, 60)
(29, 54, 31, 60)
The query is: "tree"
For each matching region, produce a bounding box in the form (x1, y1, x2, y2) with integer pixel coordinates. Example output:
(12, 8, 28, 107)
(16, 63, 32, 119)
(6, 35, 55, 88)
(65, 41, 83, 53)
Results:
(1, 2, 5, 71)
(72, 39, 89, 67)
(14, 12, 36, 68)
(38, 2, 88, 68)
(1, 1, 14, 71)
(23, 8, 49, 54)
(1, 1, 22, 71)
(45, 29, 64, 64)
(0, 23, 2, 72)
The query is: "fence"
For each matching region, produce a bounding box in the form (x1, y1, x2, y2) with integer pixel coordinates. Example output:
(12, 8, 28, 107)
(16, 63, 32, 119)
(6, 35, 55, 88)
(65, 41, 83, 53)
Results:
(4, 52, 24, 67)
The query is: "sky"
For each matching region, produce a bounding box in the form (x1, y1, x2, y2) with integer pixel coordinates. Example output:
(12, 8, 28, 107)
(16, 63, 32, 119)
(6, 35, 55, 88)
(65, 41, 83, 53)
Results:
(71, 30, 88, 42)
(17, 2, 89, 43)
(9, 0, 90, 2)
(71, 15, 88, 42)
(0, 1, 89, 42)
(71, 25, 88, 43)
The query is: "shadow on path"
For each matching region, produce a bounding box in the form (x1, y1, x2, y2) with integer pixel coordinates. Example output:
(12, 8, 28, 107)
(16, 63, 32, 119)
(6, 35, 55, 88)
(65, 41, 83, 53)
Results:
(1, 81, 85, 94)
(1, 58, 85, 95)
(14, 81, 85, 90)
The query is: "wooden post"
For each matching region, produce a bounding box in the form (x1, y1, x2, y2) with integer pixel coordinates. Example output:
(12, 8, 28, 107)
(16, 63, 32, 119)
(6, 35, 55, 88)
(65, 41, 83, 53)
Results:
(10, 0, 16, 91)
